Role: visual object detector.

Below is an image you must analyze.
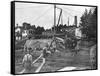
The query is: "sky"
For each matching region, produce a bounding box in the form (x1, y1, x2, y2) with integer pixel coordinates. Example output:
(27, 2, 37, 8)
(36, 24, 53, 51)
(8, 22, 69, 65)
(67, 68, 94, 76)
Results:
(15, 2, 95, 29)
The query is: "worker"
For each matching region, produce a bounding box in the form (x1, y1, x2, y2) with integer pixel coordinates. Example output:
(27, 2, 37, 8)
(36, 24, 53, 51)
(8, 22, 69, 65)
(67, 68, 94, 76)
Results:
(21, 48, 33, 73)
(42, 47, 50, 58)
(24, 36, 33, 52)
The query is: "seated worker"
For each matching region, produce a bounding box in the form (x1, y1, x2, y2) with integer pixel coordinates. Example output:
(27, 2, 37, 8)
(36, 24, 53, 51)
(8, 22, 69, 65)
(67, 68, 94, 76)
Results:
(42, 47, 51, 58)
(22, 48, 33, 73)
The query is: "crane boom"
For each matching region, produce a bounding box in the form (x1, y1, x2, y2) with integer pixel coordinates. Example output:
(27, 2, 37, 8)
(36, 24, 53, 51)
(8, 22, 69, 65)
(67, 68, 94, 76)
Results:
(57, 9, 62, 26)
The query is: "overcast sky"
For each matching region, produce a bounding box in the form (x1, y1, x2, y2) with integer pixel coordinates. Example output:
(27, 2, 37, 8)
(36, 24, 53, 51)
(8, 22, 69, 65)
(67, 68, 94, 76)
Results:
(15, 2, 95, 29)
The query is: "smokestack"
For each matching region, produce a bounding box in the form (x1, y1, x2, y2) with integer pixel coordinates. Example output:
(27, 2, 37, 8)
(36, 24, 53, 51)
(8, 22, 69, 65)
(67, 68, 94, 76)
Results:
(68, 17, 69, 26)
(74, 16, 77, 27)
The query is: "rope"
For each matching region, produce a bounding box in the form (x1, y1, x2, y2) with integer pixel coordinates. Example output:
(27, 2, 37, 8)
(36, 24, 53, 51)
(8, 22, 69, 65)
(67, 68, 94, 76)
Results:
(31, 6, 53, 23)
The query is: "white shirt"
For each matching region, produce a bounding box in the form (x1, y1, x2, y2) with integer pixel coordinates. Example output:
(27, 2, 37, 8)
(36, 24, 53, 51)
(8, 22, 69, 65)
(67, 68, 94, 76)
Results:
(23, 54, 32, 63)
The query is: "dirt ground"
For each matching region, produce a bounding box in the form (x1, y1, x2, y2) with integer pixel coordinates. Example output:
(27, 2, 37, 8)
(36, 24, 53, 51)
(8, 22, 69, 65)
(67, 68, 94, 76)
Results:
(15, 39, 96, 74)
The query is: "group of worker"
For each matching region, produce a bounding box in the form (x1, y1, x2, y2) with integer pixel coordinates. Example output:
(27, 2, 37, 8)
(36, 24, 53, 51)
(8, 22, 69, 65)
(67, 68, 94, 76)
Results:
(19, 36, 53, 74)
(18, 35, 79, 74)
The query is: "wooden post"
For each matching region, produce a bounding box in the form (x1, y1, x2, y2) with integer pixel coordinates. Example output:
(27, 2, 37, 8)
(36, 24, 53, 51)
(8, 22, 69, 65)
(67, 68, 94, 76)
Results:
(35, 58, 45, 73)
(54, 4, 56, 38)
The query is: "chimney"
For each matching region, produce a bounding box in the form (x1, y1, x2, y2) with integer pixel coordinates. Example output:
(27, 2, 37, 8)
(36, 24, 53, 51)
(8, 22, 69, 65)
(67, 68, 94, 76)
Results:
(68, 17, 69, 26)
(74, 16, 77, 27)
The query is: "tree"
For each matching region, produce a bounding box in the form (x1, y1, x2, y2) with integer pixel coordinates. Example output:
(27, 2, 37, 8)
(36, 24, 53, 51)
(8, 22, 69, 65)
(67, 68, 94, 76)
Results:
(35, 26, 45, 35)
(80, 9, 89, 35)
(80, 8, 97, 42)
(89, 8, 97, 39)
(22, 22, 31, 30)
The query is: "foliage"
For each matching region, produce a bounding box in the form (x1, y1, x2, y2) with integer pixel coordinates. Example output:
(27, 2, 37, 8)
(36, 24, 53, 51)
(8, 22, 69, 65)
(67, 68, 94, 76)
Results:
(80, 8, 97, 42)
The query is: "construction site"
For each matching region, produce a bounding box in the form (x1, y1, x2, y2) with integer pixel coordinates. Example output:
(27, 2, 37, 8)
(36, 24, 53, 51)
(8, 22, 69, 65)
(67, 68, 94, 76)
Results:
(15, 3, 97, 74)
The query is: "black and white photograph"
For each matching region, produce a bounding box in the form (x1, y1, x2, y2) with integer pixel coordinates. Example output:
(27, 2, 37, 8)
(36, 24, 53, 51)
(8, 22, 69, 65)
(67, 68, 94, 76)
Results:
(11, 1, 97, 75)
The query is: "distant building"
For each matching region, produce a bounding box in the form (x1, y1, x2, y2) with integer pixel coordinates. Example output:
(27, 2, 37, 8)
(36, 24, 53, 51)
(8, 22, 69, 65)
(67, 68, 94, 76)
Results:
(22, 30, 28, 39)
(15, 24, 21, 33)
(15, 24, 22, 40)
(21, 29, 34, 39)
(15, 23, 35, 40)
(15, 27, 21, 33)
